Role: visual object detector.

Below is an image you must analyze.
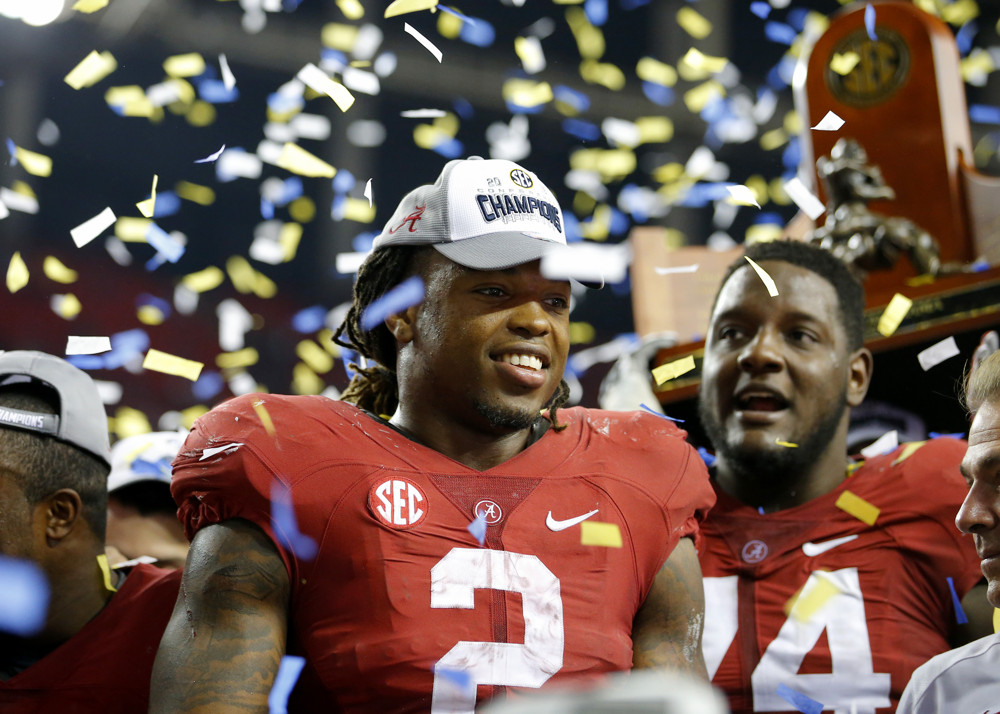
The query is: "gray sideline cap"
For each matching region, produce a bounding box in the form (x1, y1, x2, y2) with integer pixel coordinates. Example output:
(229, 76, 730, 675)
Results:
(108, 430, 187, 492)
(0, 350, 111, 469)
(373, 156, 567, 271)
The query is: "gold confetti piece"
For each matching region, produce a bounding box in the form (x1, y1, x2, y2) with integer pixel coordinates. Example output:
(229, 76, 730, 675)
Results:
(835, 490, 880, 526)
(502, 79, 553, 109)
(137, 305, 166, 326)
(829, 52, 860, 75)
(759, 128, 788, 151)
(876, 293, 912, 337)
(252, 400, 276, 436)
(143, 348, 204, 381)
(43, 256, 78, 284)
(163, 53, 206, 79)
(636, 116, 673, 144)
(569, 322, 596, 344)
(904, 274, 935, 287)
(216, 348, 259, 369)
(72, 0, 110, 12)
(404, 22, 443, 62)
(342, 197, 377, 223)
(66, 336, 111, 355)
(71, 207, 117, 248)
(384, 0, 437, 18)
(892, 441, 926, 465)
(6, 252, 28, 293)
(51, 293, 82, 320)
(652, 354, 696, 386)
(64, 50, 117, 90)
(941, 0, 978, 25)
(635, 57, 677, 87)
(176, 181, 215, 205)
(105, 85, 155, 117)
(726, 185, 761, 209)
(437, 7, 462, 38)
(994, 607, 1000, 634)
(293, 362, 325, 396)
(112, 406, 152, 439)
(297, 340, 334, 374)
(297, 63, 355, 112)
(683, 80, 725, 113)
(279, 222, 304, 261)
(681, 48, 729, 75)
(321, 22, 360, 51)
(676, 6, 712, 39)
(182, 266, 225, 293)
(226, 256, 278, 299)
(566, 7, 604, 60)
(114, 216, 151, 242)
(745, 223, 782, 245)
(15, 146, 52, 178)
(580, 521, 623, 548)
(277, 143, 337, 178)
(744, 256, 779, 297)
(776, 439, 798, 447)
(515, 36, 546, 74)
(136, 174, 159, 218)
(785, 574, 840, 622)
(579, 60, 625, 90)
(336, 0, 364, 20)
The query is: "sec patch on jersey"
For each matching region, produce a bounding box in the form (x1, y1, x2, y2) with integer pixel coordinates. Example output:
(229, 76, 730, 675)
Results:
(368, 476, 428, 529)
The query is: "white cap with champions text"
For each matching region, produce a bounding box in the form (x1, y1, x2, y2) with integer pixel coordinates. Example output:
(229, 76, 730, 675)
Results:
(372, 156, 567, 271)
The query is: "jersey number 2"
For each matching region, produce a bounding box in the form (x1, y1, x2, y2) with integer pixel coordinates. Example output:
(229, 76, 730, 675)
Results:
(704, 568, 891, 714)
(428, 548, 564, 713)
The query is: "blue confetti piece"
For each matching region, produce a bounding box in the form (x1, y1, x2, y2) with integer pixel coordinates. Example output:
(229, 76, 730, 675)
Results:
(619, 0, 650, 9)
(765, 21, 798, 46)
(758, 506, 766, 515)
(467, 513, 487, 546)
(273, 177, 304, 206)
(330, 193, 348, 221)
(782, 135, 801, 169)
(453, 97, 474, 120)
(641, 81, 674, 106)
(131, 457, 173, 480)
(271, 482, 319, 561)
(431, 137, 464, 159)
(6, 137, 16, 165)
(506, 100, 545, 116)
(66, 354, 106, 370)
(787, 7, 810, 32)
(0, 555, 49, 637)
(639, 404, 684, 422)
(562, 118, 602, 142)
(152, 191, 181, 218)
(261, 198, 275, 220)
(562, 213, 582, 243)
(776, 684, 824, 714)
(929, 431, 965, 440)
(145, 222, 185, 263)
(293, 306, 328, 333)
(192, 371, 225, 401)
(332, 169, 355, 193)
(145, 253, 166, 273)
(198, 78, 240, 103)
(282, 0, 304, 10)
(970, 104, 1000, 125)
(460, 18, 495, 47)
(947, 576, 969, 624)
(585, 0, 608, 27)
(865, 4, 876, 41)
(268, 655, 306, 714)
(955, 21, 977, 56)
(971, 258, 990, 272)
(697, 447, 716, 468)
(435, 666, 472, 690)
(553, 85, 591, 113)
(750, 2, 770, 19)
(438, 5, 473, 24)
(352, 230, 377, 253)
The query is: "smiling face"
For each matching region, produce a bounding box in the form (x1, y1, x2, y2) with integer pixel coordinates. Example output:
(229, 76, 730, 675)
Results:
(957, 399, 1000, 607)
(391, 252, 571, 435)
(698, 261, 871, 492)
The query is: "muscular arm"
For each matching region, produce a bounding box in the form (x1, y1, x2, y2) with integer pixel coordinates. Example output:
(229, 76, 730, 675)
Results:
(631, 537, 709, 679)
(150, 519, 291, 713)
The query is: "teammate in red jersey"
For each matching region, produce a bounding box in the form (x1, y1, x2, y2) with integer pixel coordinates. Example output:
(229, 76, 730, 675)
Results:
(151, 157, 715, 713)
(696, 240, 990, 714)
(0, 351, 181, 712)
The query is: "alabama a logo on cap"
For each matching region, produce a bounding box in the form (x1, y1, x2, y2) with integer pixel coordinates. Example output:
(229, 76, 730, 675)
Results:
(369, 477, 427, 529)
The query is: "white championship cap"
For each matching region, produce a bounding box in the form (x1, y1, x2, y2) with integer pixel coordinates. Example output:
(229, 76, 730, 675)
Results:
(372, 156, 567, 271)
(108, 430, 187, 492)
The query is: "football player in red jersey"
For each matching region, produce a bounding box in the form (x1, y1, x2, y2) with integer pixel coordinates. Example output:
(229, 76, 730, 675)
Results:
(151, 157, 715, 713)
(0, 351, 181, 712)
(697, 240, 991, 714)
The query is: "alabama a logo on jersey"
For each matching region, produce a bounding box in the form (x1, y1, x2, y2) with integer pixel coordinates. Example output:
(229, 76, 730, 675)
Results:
(369, 477, 427, 529)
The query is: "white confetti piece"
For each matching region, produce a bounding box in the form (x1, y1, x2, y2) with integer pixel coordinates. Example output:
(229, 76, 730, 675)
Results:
(860, 429, 898, 459)
(540, 243, 629, 286)
(336, 251, 370, 274)
(917, 336, 960, 371)
(726, 184, 760, 208)
(219, 53, 236, 91)
(200, 443, 244, 461)
(654, 264, 699, 274)
(744, 256, 779, 297)
(404, 23, 443, 63)
(195, 144, 226, 164)
(400, 109, 448, 118)
(783, 176, 826, 220)
(811, 110, 845, 131)
(364, 178, 373, 207)
(70, 207, 116, 248)
(297, 63, 355, 112)
(66, 336, 112, 355)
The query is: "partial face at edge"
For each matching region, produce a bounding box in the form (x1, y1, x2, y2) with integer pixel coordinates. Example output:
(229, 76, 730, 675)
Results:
(958, 399, 1000, 607)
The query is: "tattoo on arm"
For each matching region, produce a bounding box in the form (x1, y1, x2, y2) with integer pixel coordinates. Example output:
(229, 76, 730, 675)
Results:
(150, 520, 291, 713)
(632, 537, 709, 679)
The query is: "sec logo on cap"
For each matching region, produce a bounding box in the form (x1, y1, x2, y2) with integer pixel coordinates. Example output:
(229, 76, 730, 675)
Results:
(369, 477, 427, 529)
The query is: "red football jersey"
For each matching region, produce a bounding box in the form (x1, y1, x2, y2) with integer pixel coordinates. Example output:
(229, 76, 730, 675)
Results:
(0, 563, 181, 713)
(171, 395, 715, 713)
(699, 438, 982, 714)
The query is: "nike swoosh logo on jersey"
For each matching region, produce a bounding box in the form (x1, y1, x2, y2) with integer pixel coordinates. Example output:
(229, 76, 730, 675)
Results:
(546, 509, 599, 531)
(801, 534, 859, 556)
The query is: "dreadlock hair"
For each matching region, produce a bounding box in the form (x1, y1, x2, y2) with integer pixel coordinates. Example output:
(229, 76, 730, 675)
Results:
(333, 245, 573, 429)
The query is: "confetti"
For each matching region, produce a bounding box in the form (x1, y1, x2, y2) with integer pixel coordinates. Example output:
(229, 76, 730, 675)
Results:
(676, 7, 712, 39)
(200, 443, 244, 461)
(860, 430, 898, 459)
(72, 0, 110, 11)
(947, 576, 969, 625)
(864, 4, 877, 42)
(829, 52, 861, 76)
(268, 655, 307, 714)
(400, 109, 448, 118)
(361, 276, 425, 331)
(917, 336, 960, 371)
(467, 513, 487, 546)
(0, 555, 49, 637)
(749, 2, 770, 19)
(219, 53, 236, 91)
(276, 143, 337, 178)
(297, 63, 355, 112)
(515, 35, 546, 74)
(654, 264, 698, 275)
(364, 178, 373, 207)
(744, 256, 779, 297)
(580, 521, 622, 548)
(271, 482, 318, 560)
(163, 53, 206, 78)
(142, 349, 204, 381)
(335, 251, 369, 274)
(404, 23, 444, 63)
(835, 490, 880, 526)
(253, 400, 276, 436)
(638, 404, 684, 422)
(66, 336, 112, 355)
(775, 440, 798, 448)
(43, 256, 78, 283)
(136, 174, 159, 218)
(14, 146, 52, 177)
(384, 0, 438, 18)
(651, 355, 695, 386)
(70, 207, 116, 248)
(64, 50, 117, 90)
(726, 184, 761, 208)
(776, 683, 824, 714)
(782, 176, 826, 220)
(6, 252, 28, 293)
(785, 573, 840, 622)
(876, 293, 912, 337)
(811, 110, 845, 131)
(194, 144, 226, 164)
(994, 607, 999, 634)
